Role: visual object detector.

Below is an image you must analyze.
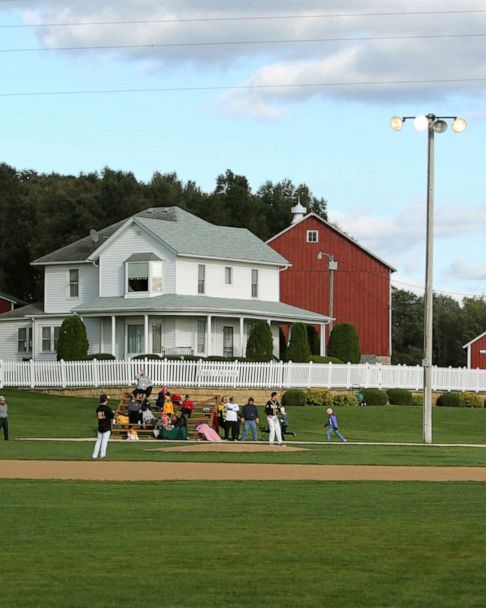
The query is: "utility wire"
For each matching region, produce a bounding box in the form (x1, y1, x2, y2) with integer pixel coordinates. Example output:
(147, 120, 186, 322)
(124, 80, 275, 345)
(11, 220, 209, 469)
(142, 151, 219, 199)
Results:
(1, 77, 485, 98)
(2, 32, 486, 54)
(2, 9, 486, 29)
(392, 279, 486, 299)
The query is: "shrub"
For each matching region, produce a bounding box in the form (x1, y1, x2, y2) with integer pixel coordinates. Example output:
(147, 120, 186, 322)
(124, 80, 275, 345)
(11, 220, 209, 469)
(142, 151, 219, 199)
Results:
(412, 394, 424, 407)
(333, 392, 358, 407)
(306, 326, 321, 356)
(86, 353, 115, 361)
(281, 389, 307, 407)
(246, 320, 274, 361)
(131, 354, 161, 360)
(327, 323, 361, 364)
(361, 388, 388, 405)
(386, 388, 414, 405)
(279, 327, 288, 362)
(309, 355, 343, 364)
(460, 392, 483, 408)
(306, 389, 333, 408)
(436, 393, 462, 407)
(57, 316, 89, 361)
(286, 323, 311, 363)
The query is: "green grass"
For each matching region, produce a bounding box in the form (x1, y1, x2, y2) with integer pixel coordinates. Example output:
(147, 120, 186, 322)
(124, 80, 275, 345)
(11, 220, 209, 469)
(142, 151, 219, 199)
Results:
(2, 388, 486, 465)
(2, 479, 486, 608)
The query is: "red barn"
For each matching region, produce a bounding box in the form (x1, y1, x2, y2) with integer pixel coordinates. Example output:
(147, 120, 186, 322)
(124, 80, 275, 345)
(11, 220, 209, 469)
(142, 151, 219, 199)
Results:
(0, 291, 26, 315)
(464, 332, 486, 369)
(267, 211, 395, 362)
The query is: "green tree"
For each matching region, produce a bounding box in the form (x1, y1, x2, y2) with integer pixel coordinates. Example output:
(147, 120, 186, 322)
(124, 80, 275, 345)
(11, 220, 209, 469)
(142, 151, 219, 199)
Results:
(245, 320, 274, 361)
(57, 316, 89, 361)
(391, 288, 424, 365)
(327, 323, 361, 363)
(306, 325, 321, 355)
(279, 327, 288, 362)
(286, 323, 311, 362)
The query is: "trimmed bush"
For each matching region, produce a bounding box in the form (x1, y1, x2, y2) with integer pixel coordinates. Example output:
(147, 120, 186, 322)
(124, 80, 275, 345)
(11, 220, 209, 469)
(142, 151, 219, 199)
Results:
(361, 388, 388, 405)
(306, 326, 321, 356)
(279, 327, 288, 362)
(327, 323, 361, 364)
(57, 316, 89, 361)
(86, 353, 115, 361)
(306, 389, 333, 408)
(281, 389, 307, 407)
(460, 392, 483, 408)
(436, 393, 462, 407)
(412, 394, 424, 407)
(333, 392, 358, 407)
(131, 354, 161, 360)
(246, 320, 274, 361)
(309, 355, 343, 364)
(286, 323, 311, 363)
(386, 388, 414, 405)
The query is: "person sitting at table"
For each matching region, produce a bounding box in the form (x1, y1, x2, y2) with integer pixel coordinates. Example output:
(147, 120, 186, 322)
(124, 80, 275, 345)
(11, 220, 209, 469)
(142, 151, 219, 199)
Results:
(156, 385, 171, 410)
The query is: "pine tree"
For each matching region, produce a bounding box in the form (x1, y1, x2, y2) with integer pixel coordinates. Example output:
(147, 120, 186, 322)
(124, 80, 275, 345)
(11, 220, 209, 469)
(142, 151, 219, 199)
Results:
(57, 316, 89, 361)
(245, 320, 274, 361)
(306, 325, 320, 355)
(286, 323, 311, 363)
(327, 323, 361, 364)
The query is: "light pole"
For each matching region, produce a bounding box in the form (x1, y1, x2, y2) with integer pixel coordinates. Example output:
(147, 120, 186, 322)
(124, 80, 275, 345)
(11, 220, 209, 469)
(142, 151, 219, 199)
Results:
(317, 251, 338, 330)
(391, 113, 466, 444)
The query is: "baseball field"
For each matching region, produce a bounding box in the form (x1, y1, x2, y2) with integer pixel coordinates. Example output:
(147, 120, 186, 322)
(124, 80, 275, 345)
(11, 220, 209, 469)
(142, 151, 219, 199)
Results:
(2, 389, 486, 607)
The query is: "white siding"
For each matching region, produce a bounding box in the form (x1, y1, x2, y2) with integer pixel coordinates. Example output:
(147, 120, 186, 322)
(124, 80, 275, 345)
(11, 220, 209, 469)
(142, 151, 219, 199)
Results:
(84, 317, 101, 354)
(0, 321, 30, 361)
(34, 317, 65, 361)
(98, 224, 176, 297)
(175, 257, 280, 301)
(44, 264, 99, 314)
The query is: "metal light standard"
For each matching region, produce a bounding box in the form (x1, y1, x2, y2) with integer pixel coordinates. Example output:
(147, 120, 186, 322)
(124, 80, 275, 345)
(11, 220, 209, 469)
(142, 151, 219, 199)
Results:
(317, 251, 338, 330)
(391, 114, 467, 444)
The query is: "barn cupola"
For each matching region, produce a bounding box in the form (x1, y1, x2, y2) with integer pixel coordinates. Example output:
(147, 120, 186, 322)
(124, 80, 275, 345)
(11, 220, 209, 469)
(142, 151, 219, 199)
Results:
(290, 199, 307, 224)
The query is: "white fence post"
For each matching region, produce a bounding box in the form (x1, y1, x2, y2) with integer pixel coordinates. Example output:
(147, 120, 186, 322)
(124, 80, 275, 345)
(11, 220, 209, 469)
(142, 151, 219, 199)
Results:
(307, 360, 313, 389)
(29, 359, 35, 389)
(0, 359, 3, 389)
(377, 363, 383, 389)
(60, 359, 66, 389)
(93, 358, 99, 388)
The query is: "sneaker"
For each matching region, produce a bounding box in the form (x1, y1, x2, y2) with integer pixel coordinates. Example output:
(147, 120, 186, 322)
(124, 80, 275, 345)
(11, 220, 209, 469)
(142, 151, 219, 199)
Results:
(279, 443, 286, 447)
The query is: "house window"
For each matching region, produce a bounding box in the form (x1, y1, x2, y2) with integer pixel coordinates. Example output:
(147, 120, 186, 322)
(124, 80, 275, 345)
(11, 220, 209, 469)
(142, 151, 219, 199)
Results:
(152, 323, 162, 354)
(225, 267, 233, 285)
(197, 320, 206, 354)
(127, 324, 144, 354)
(223, 326, 234, 358)
(306, 230, 319, 243)
(69, 269, 79, 298)
(17, 327, 32, 353)
(198, 265, 205, 294)
(151, 262, 163, 293)
(128, 262, 149, 292)
(251, 269, 258, 298)
(41, 327, 60, 353)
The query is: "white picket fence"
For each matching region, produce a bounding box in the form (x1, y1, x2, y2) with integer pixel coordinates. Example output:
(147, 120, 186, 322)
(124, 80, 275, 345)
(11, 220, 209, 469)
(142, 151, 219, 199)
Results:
(0, 359, 486, 392)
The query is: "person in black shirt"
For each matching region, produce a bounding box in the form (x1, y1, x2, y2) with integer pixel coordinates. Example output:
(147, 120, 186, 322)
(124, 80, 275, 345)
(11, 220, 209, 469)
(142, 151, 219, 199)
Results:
(240, 397, 259, 441)
(92, 394, 115, 459)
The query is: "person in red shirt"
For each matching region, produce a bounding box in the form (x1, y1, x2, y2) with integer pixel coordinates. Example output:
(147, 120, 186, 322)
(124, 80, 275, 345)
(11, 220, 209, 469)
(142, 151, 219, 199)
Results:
(182, 394, 195, 419)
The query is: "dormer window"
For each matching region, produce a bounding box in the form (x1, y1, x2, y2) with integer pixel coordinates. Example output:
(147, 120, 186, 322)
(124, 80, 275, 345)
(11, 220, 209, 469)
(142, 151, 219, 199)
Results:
(306, 230, 319, 243)
(125, 253, 163, 296)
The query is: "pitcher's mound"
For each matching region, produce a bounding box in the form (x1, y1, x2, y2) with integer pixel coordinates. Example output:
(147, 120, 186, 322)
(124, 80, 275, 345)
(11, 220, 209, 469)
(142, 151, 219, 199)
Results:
(147, 443, 308, 453)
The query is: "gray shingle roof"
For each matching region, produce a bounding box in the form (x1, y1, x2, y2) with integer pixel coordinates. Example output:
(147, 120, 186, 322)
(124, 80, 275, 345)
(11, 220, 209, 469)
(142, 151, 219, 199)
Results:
(73, 294, 330, 323)
(125, 252, 162, 262)
(32, 207, 289, 267)
(0, 303, 44, 321)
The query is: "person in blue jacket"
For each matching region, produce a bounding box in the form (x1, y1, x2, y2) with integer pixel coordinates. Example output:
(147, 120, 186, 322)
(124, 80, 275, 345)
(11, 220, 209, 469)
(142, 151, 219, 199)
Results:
(325, 408, 347, 442)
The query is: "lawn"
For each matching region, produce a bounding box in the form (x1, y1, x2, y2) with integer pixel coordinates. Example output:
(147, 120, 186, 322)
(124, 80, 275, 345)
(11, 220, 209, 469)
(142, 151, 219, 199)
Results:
(2, 479, 486, 608)
(2, 388, 486, 465)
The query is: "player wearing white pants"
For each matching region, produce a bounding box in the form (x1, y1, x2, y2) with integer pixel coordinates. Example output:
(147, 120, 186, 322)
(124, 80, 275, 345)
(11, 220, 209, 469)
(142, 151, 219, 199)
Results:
(267, 415, 283, 445)
(92, 430, 111, 459)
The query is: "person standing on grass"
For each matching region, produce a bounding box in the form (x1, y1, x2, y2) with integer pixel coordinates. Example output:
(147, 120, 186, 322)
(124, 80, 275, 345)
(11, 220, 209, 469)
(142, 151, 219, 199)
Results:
(325, 408, 347, 443)
(240, 397, 259, 441)
(92, 394, 115, 459)
(279, 406, 296, 439)
(265, 392, 285, 446)
(0, 396, 8, 441)
(224, 397, 240, 441)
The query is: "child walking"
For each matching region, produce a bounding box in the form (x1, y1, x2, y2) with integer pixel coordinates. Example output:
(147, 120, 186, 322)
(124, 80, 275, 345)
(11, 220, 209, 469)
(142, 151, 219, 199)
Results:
(325, 408, 347, 442)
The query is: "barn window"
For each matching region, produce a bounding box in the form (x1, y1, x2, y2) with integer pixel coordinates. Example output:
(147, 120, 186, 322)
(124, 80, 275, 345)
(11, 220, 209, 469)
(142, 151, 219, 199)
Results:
(306, 230, 319, 243)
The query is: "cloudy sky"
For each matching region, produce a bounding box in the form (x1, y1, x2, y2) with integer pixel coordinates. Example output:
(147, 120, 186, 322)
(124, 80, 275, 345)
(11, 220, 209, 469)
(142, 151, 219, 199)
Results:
(1, 0, 486, 299)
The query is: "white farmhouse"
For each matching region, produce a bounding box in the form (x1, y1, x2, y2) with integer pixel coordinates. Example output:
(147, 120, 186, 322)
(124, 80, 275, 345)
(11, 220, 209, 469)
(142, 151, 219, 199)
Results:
(0, 207, 330, 361)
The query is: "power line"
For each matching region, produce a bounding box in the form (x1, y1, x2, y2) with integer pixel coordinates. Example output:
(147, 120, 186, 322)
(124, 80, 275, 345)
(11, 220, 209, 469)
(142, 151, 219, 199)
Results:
(392, 279, 486, 299)
(2, 32, 486, 54)
(2, 9, 486, 29)
(1, 77, 485, 98)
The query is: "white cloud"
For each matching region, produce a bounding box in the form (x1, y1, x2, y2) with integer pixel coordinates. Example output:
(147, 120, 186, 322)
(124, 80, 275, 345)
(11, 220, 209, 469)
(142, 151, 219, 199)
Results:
(448, 260, 486, 281)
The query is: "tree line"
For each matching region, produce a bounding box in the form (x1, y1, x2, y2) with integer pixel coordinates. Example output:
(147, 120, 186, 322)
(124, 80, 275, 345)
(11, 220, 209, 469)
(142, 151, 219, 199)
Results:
(392, 288, 486, 368)
(0, 163, 327, 302)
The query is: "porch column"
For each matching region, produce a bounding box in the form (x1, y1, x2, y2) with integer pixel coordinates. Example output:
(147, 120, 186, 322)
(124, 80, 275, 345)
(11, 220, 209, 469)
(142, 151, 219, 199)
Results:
(111, 315, 116, 356)
(320, 323, 326, 356)
(207, 315, 212, 357)
(31, 318, 36, 362)
(240, 317, 244, 357)
(144, 314, 149, 353)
